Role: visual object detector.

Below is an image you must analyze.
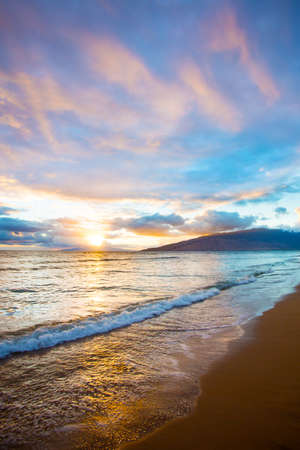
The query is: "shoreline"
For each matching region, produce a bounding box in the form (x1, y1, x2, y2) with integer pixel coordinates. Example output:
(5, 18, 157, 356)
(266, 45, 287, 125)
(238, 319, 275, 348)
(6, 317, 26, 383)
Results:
(123, 284, 300, 450)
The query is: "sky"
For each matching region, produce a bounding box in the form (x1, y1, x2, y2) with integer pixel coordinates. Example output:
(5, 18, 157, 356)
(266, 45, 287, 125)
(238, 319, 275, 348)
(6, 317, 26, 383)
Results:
(0, 0, 300, 250)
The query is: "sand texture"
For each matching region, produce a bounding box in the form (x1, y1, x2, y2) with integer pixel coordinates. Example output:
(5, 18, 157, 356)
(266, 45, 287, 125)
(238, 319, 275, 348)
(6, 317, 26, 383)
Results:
(124, 285, 300, 450)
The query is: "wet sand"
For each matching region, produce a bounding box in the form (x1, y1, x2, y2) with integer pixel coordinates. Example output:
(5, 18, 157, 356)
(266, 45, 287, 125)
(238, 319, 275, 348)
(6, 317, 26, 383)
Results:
(124, 284, 300, 450)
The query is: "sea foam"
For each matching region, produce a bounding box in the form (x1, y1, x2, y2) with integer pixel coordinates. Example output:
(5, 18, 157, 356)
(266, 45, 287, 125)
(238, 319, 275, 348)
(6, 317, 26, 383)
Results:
(0, 274, 258, 359)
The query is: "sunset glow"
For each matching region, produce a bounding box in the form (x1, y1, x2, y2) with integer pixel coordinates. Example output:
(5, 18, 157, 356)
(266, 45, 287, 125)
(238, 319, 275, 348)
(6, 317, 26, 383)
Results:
(86, 234, 104, 248)
(1, 4, 300, 449)
(0, 1, 299, 250)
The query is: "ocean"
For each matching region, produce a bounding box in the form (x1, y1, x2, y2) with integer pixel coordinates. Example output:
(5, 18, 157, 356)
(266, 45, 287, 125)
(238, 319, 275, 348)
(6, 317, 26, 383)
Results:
(0, 250, 299, 448)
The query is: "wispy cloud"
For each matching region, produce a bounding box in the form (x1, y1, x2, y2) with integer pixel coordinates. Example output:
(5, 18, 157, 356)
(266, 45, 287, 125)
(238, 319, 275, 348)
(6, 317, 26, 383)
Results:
(0, 71, 140, 149)
(83, 34, 189, 124)
(15, 72, 57, 147)
(180, 60, 243, 131)
(209, 7, 279, 103)
(235, 180, 300, 205)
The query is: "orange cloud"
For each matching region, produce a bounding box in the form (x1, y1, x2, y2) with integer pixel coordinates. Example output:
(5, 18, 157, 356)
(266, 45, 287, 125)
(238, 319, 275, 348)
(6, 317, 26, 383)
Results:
(180, 61, 243, 131)
(1, 36, 192, 155)
(91, 132, 161, 155)
(82, 34, 188, 123)
(0, 74, 31, 136)
(127, 227, 179, 237)
(209, 8, 279, 103)
(0, 69, 141, 151)
(0, 113, 31, 136)
(0, 71, 58, 147)
(15, 72, 57, 147)
(0, 81, 23, 109)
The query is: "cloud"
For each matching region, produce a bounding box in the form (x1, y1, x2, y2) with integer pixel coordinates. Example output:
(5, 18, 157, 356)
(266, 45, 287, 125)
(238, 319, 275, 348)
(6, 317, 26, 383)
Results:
(0, 205, 17, 216)
(0, 71, 140, 150)
(0, 216, 52, 246)
(180, 61, 243, 131)
(82, 34, 188, 124)
(0, 214, 89, 248)
(111, 210, 257, 238)
(180, 210, 257, 235)
(0, 211, 117, 248)
(112, 213, 185, 237)
(209, 7, 279, 103)
(275, 206, 287, 215)
(0, 113, 30, 135)
(235, 180, 300, 205)
(0, 207, 263, 248)
(90, 132, 161, 155)
(15, 72, 57, 146)
(0, 217, 45, 233)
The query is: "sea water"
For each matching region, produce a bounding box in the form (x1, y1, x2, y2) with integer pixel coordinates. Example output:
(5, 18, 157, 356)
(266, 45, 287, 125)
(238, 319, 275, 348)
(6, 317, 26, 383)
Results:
(0, 250, 299, 448)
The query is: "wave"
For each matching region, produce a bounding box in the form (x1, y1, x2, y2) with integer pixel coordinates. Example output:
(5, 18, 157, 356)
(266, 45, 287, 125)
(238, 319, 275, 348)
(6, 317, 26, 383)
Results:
(286, 256, 300, 263)
(6, 288, 37, 293)
(0, 274, 259, 359)
(77, 256, 179, 263)
(138, 256, 179, 260)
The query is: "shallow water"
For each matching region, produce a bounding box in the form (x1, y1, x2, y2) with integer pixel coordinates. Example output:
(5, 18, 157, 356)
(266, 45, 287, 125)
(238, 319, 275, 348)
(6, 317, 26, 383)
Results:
(0, 250, 299, 448)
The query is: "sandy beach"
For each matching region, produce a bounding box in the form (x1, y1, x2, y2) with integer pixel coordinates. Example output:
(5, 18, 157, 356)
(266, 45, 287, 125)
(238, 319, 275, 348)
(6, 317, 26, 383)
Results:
(124, 284, 300, 450)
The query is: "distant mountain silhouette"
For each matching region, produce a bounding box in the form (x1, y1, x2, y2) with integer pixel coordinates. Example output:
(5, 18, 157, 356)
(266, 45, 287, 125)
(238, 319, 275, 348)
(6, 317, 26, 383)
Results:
(142, 228, 300, 252)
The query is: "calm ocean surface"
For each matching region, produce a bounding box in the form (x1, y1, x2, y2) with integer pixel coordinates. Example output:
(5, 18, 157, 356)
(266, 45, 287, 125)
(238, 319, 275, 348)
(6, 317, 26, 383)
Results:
(0, 250, 299, 448)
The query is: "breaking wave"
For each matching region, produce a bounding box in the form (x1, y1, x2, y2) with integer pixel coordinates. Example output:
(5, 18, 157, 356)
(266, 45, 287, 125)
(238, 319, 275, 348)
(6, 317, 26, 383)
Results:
(0, 273, 263, 359)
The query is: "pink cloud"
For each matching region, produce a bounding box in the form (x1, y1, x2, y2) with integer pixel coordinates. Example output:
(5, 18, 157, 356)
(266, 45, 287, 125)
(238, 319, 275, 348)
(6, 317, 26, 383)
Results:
(0, 70, 141, 151)
(180, 61, 243, 132)
(209, 8, 279, 103)
(82, 34, 189, 123)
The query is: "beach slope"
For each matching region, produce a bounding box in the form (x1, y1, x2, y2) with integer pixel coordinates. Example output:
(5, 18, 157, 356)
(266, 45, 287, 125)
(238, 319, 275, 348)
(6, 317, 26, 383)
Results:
(124, 285, 300, 450)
